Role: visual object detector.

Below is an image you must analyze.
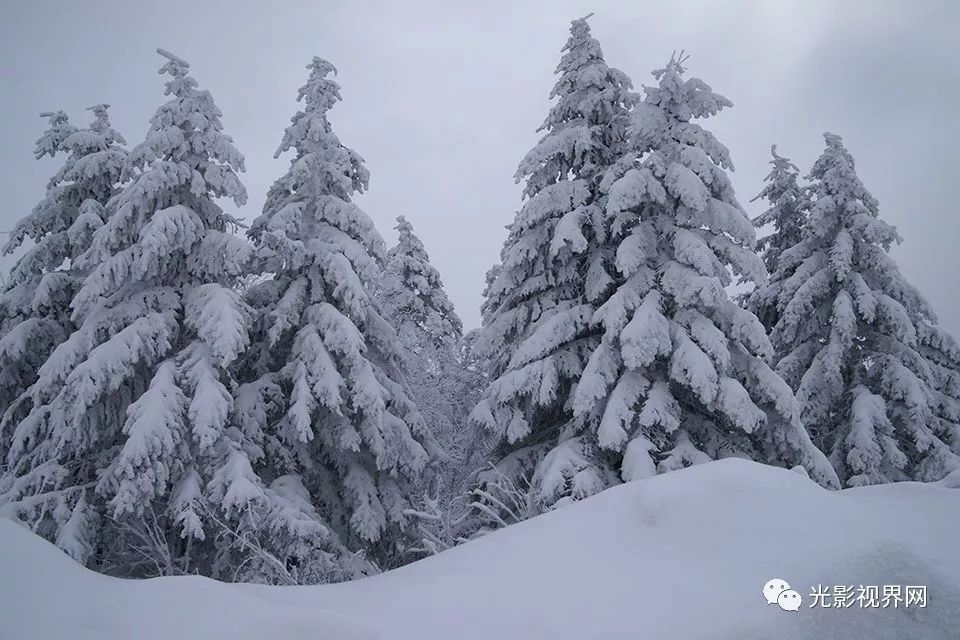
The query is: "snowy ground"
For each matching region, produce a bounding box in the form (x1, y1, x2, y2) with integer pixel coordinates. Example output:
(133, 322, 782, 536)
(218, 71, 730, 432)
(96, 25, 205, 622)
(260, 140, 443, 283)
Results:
(2, 459, 958, 640)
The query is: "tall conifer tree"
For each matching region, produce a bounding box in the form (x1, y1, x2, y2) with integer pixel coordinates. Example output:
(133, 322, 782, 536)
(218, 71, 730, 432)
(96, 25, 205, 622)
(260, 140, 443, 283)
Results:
(772, 133, 960, 486)
(0, 107, 126, 441)
(471, 16, 638, 503)
(241, 57, 437, 570)
(0, 50, 266, 576)
(744, 145, 806, 331)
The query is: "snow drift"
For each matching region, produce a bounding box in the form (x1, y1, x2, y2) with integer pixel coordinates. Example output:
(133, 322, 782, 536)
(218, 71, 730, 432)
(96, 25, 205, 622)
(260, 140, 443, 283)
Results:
(2, 459, 958, 640)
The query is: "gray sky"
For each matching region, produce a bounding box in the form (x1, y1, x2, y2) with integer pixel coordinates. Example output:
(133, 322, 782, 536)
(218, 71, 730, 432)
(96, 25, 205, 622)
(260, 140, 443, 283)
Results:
(2, 1, 958, 335)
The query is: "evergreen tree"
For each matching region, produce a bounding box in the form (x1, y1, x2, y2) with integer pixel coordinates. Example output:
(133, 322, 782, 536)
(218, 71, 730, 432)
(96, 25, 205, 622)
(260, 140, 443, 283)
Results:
(577, 54, 838, 497)
(379, 215, 467, 470)
(381, 215, 462, 353)
(0, 106, 126, 459)
(470, 15, 638, 507)
(0, 50, 282, 578)
(772, 132, 960, 486)
(241, 57, 437, 572)
(743, 145, 806, 331)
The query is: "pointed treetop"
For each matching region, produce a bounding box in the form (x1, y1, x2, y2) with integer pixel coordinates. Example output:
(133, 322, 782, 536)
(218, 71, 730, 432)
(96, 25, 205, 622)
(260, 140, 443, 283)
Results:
(818, 131, 859, 172)
(85, 103, 126, 145)
(156, 48, 190, 72)
(253, 53, 370, 240)
(156, 49, 198, 99)
(746, 143, 806, 287)
(295, 56, 342, 116)
(385, 214, 463, 341)
(308, 56, 337, 77)
(514, 11, 637, 197)
(86, 103, 111, 125)
(808, 131, 879, 217)
(574, 11, 595, 24)
(39, 110, 69, 123)
(555, 11, 605, 75)
(641, 50, 732, 126)
(34, 110, 75, 160)
(265, 54, 367, 204)
(393, 215, 427, 258)
(268, 55, 345, 162)
(653, 50, 691, 79)
(558, 13, 606, 79)
(750, 144, 800, 205)
(105, 47, 246, 215)
(390, 216, 433, 274)
(823, 131, 844, 149)
(768, 144, 798, 172)
(558, 11, 603, 63)
(823, 131, 848, 157)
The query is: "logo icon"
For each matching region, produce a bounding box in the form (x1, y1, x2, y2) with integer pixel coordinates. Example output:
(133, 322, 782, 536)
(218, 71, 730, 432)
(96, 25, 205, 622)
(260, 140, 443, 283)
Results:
(763, 578, 802, 611)
(777, 589, 802, 611)
(763, 578, 791, 605)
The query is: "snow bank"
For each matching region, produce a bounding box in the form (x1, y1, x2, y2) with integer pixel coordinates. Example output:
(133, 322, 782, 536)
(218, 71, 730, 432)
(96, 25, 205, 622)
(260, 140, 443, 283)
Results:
(0, 520, 377, 640)
(2, 459, 958, 639)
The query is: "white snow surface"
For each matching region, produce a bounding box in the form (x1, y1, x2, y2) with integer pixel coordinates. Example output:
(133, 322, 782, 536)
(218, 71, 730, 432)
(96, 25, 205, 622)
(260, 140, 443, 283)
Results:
(2, 459, 958, 640)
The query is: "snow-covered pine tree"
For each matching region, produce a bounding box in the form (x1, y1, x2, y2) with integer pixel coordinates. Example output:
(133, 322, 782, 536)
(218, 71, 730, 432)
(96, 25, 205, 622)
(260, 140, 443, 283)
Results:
(381, 215, 462, 353)
(0, 106, 126, 460)
(0, 110, 77, 448)
(742, 145, 807, 331)
(379, 215, 468, 473)
(470, 15, 638, 510)
(772, 132, 960, 486)
(565, 54, 840, 500)
(454, 328, 489, 455)
(0, 50, 295, 579)
(240, 57, 437, 573)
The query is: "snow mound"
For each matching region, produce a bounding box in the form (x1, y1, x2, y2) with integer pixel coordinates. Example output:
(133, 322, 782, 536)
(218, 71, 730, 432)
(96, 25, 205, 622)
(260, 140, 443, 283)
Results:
(2, 459, 958, 640)
(0, 518, 378, 640)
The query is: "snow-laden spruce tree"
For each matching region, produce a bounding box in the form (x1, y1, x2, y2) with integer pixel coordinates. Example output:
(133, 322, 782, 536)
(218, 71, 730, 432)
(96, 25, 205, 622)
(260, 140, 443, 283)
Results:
(470, 15, 638, 507)
(555, 54, 840, 503)
(0, 106, 126, 458)
(743, 145, 807, 331)
(381, 215, 462, 353)
(0, 50, 321, 581)
(772, 132, 960, 486)
(379, 215, 468, 470)
(0, 111, 76, 438)
(241, 57, 437, 572)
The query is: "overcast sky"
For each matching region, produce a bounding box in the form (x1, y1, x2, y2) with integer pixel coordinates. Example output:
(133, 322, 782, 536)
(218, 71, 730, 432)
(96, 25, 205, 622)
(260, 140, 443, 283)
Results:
(2, 0, 958, 335)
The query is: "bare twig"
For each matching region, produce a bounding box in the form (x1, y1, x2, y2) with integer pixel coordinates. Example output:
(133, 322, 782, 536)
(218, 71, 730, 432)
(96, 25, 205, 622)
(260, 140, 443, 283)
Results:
(199, 502, 297, 586)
